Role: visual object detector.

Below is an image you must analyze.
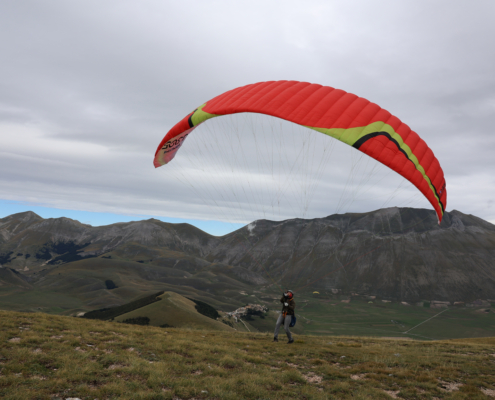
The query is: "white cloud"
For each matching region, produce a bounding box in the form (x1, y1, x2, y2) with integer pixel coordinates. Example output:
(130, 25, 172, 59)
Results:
(1, 0, 494, 225)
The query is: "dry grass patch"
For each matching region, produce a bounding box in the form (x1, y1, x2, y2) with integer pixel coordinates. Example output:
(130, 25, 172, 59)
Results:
(107, 363, 126, 370)
(303, 372, 323, 384)
(383, 389, 400, 398)
(73, 346, 86, 353)
(286, 362, 305, 369)
(481, 387, 495, 397)
(437, 379, 463, 392)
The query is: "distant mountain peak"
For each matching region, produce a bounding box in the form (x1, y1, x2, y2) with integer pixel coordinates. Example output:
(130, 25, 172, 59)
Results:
(1, 210, 42, 222)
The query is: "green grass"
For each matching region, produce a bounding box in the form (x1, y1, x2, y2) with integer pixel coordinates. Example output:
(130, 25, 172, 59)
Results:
(291, 296, 495, 340)
(2, 310, 495, 399)
(0, 288, 84, 314)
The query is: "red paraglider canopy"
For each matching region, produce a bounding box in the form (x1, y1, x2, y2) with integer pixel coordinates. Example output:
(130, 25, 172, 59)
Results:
(154, 81, 447, 222)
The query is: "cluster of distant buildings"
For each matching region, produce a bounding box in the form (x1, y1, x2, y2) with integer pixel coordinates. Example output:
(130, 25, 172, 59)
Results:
(225, 304, 268, 322)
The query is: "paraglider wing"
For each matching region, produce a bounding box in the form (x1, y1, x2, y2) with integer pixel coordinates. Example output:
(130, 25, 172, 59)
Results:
(154, 81, 447, 222)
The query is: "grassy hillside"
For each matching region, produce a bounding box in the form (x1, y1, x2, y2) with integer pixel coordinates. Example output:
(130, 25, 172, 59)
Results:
(0, 256, 250, 315)
(114, 292, 234, 332)
(2, 310, 495, 399)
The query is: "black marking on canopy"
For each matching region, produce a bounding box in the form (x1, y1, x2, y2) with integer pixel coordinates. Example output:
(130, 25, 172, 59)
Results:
(353, 131, 445, 214)
(187, 109, 198, 128)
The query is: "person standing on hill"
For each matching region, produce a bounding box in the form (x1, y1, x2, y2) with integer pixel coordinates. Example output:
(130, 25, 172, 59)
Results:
(273, 290, 295, 344)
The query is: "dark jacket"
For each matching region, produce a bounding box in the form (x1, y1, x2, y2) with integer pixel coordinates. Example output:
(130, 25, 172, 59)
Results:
(280, 296, 295, 316)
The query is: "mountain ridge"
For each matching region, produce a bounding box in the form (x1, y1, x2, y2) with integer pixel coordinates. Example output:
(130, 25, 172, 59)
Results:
(1, 207, 495, 306)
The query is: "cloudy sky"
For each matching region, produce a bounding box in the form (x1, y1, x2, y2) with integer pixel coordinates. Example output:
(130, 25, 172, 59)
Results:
(1, 0, 494, 235)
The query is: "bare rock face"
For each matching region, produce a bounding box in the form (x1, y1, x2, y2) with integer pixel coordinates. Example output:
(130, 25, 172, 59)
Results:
(206, 208, 495, 302)
(1, 207, 495, 302)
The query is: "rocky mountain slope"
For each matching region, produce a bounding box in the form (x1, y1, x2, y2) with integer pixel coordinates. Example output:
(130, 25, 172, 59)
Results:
(210, 208, 495, 301)
(1, 207, 495, 305)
